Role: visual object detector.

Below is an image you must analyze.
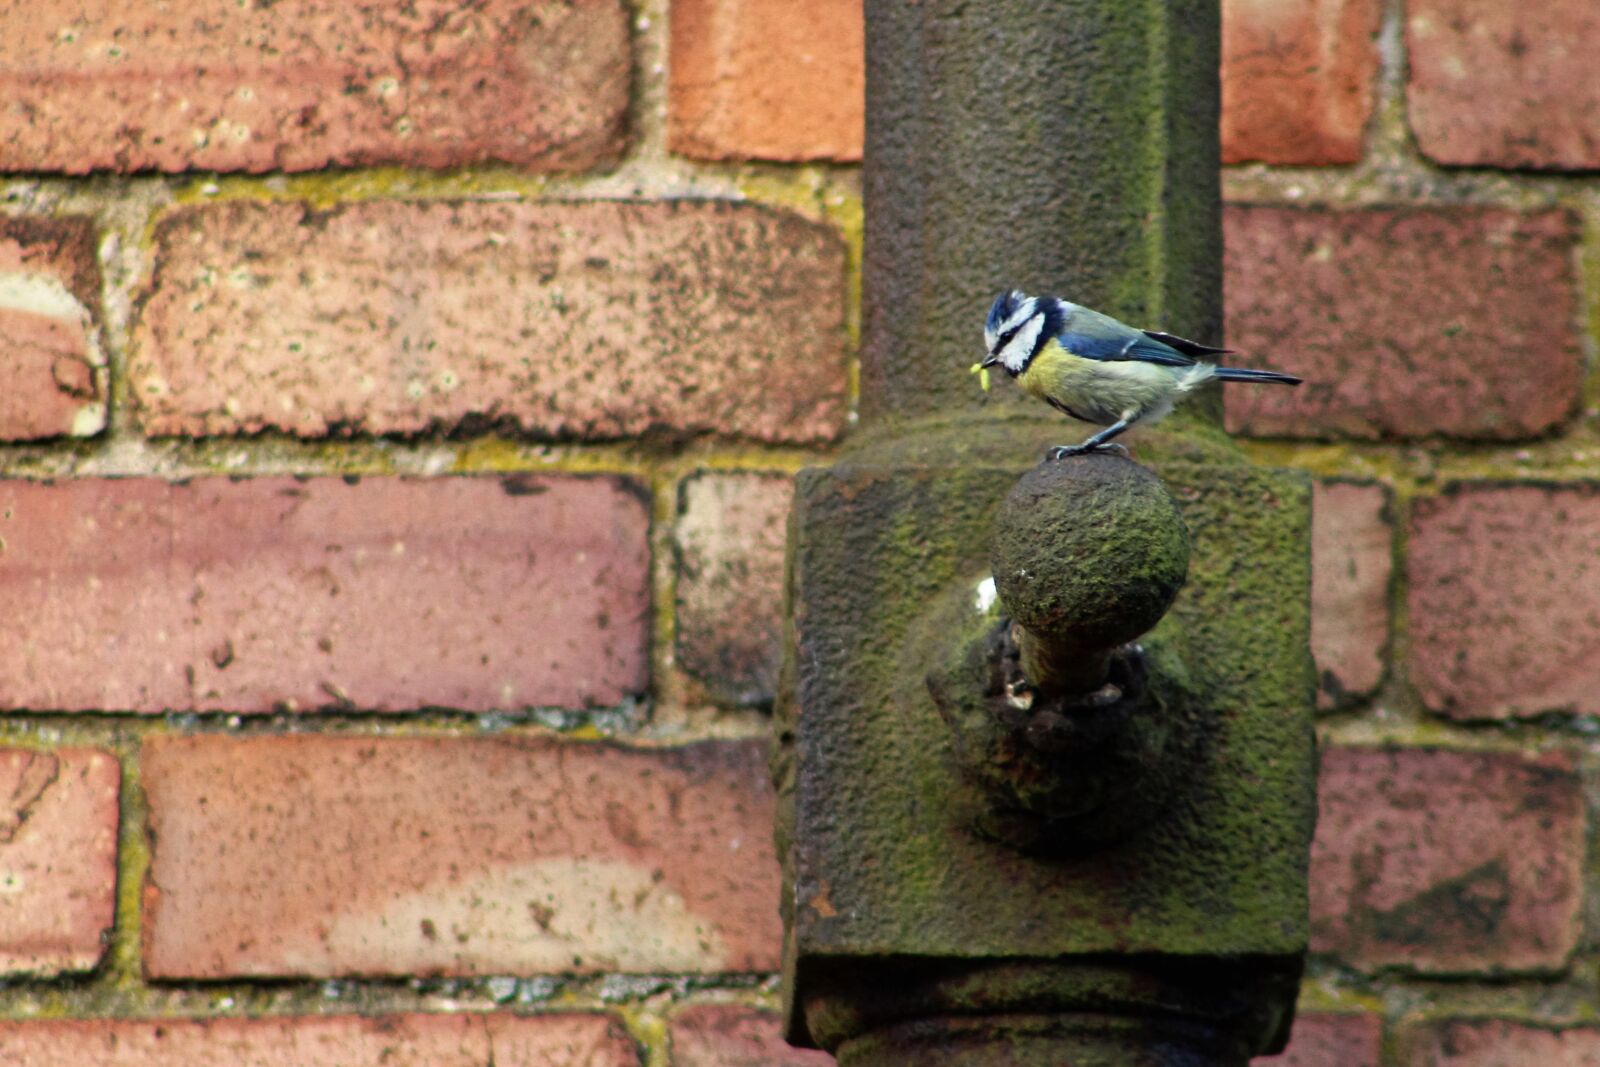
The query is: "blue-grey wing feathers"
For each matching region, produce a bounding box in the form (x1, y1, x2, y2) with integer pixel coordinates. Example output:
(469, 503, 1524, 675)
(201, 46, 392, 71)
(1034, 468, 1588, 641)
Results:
(1055, 305, 1199, 367)
(1056, 305, 1254, 369)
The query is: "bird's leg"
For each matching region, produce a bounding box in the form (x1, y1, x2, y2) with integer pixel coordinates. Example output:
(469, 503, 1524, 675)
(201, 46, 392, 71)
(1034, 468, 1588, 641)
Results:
(1049, 418, 1132, 460)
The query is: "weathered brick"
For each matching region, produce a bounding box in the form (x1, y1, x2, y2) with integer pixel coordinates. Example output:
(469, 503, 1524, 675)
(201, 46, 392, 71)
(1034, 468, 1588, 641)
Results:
(1408, 0, 1600, 170)
(1310, 746, 1583, 974)
(0, 1, 629, 174)
(1311, 481, 1390, 710)
(0, 747, 119, 975)
(669, 0, 863, 161)
(1222, 0, 1382, 164)
(0, 1013, 639, 1066)
(1410, 484, 1600, 720)
(1410, 1019, 1600, 1066)
(0, 476, 648, 713)
(142, 735, 780, 978)
(675, 472, 793, 707)
(1223, 206, 1581, 441)
(135, 199, 848, 444)
(670, 1006, 832, 1066)
(1256, 1014, 1381, 1066)
(667, 0, 1395, 166)
(0, 217, 106, 440)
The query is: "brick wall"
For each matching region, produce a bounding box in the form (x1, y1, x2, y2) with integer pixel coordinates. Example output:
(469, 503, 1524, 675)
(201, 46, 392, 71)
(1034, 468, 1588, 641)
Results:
(1231, 3, 1600, 1063)
(0, 1, 1594, 1064)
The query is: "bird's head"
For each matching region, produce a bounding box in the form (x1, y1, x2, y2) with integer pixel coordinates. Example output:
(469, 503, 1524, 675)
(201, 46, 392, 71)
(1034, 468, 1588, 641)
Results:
(981, 289, 1057, 376)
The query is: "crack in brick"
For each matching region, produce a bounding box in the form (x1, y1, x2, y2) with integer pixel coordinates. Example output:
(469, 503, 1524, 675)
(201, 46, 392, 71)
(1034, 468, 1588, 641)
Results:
(0, 750, 60, 843)
(482, 1013, 497, 1067)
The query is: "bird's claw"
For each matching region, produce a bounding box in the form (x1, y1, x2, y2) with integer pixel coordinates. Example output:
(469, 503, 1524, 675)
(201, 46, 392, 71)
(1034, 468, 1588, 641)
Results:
(1047, 442, 1129, 461)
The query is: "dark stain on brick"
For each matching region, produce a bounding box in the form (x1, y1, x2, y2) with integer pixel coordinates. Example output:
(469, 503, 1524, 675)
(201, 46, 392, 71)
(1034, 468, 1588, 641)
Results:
(1369, 859, 1511, 947)
(608, 474, 653, 513)
(604, 800, 647, 849)
(1318, 666, 1350, 705)
(0, 216, 102, 306)
(500, 473, 549, 497)
(650, 738, 769, 788)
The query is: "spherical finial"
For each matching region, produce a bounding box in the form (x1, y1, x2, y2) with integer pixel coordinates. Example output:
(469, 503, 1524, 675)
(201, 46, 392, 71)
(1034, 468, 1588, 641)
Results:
(990, 454, 1189, 657)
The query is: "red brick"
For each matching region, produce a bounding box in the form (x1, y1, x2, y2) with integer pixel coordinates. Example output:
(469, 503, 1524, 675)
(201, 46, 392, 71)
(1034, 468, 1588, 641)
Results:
(1222, 0, 1382, 164)
(0, 476, 648, 713)
(0, 1, 628, 175)
(1408, 0, 1600, 170)
(1256, 1014, 1381, 1067)
(0, 747, 119, 975)
(134, 199, 848, 444)
(142, 735, 780, 978)
(675, 472, 793, 707)
(1411, 1019, 1600, 1066)
(1223, 206, 1581, 441)
(1409, 484, 1600, 720)
(668, 0, 1403, 165)
(1310, 746, 1583, 974)
(0, 217, 106, 440)
(1311, 481, 1390, 709)
(669, 0, 863, 161)
(0, 1013, 639, 1066)
(670, 1006, 832, 1066)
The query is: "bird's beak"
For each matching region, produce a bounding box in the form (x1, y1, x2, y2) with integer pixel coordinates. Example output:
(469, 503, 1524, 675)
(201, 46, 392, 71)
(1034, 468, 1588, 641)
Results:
(980, 354, 1000, 368)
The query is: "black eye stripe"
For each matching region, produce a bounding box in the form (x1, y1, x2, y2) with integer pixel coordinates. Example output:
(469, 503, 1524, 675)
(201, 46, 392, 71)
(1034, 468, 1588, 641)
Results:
(990, 302, 1060, 359)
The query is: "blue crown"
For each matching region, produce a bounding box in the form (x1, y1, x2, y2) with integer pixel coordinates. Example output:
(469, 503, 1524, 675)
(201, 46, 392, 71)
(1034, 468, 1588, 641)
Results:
(985, 289, 1027, 336)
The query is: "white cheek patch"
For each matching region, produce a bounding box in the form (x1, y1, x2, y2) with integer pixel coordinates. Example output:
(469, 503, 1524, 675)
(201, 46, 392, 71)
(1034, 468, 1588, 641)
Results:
(998, 301, 1037, 336)
(1001, 315, 1045, 372)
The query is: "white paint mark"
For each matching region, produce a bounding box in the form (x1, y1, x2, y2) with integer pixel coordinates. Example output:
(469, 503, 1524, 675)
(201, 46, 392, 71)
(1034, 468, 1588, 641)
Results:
(70, 403, 106, 437)
(0, 271, 90, 325)
(974, 576, 998, 615)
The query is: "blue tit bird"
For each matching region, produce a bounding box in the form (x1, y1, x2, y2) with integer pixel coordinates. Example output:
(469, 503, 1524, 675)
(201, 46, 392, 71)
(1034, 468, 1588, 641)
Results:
(979, 289, 1301, 458)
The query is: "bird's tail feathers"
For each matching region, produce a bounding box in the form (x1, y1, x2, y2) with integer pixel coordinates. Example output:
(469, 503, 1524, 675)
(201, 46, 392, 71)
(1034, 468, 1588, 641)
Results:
(1213, 366, 1302, 386)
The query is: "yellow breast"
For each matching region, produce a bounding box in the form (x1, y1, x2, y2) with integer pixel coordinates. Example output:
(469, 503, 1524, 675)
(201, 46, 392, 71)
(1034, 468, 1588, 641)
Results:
(1015, 340, 1177, 426)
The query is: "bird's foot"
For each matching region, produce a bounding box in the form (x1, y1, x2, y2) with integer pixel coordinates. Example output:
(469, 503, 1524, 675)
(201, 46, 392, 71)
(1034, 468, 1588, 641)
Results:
(1047, 442, 1129, 461)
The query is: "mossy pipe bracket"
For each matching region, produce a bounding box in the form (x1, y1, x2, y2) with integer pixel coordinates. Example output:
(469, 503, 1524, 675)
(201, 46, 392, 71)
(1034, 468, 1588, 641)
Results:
(927, 455, 1195, 851)
(778, 430, 1317, 1065)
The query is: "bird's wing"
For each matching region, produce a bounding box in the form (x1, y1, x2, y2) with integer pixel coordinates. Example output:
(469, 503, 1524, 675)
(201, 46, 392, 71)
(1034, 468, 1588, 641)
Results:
(1056, 306, 1198, 367)
(1140, 330, 1232, 358)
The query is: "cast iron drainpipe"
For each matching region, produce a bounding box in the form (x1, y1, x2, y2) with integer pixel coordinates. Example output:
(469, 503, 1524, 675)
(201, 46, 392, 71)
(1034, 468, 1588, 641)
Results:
(772, 0, 1319, 1064)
